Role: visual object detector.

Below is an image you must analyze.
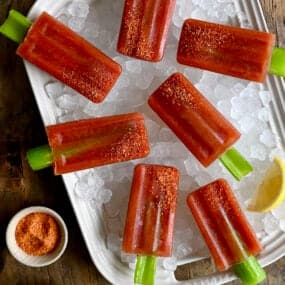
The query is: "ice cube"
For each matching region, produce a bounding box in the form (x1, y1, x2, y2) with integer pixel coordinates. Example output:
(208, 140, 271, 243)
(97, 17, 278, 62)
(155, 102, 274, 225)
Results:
(107, 233, 122, 252)
(162, 257, 177, 271)
(195, 172, 212, 186)
(238, 116, 256, 133)
(158, 128, 174, 142)
(135, 71, 154, 90)
(217, 100, 231, 118)
(230, 83, 246, 96)
(259, 90, 272, 106)
(214, 84, 231, 102)
(115, 73, 130, 90)
(145, 119, 160, 141)
(263, 213, 279, 234)
(246, 212, 265, 233)
(257, 108, 270, 122)
(250, 144, 267, 161)
(224, 3, 235, 17)
(55, 94, 83, 110)
(191, 8, 207, 20)
(45, 81, 64, 99)
(178, 2, 193, 20)
(126, 60, 142, 74)
(184, 157, 201, 176)
(95, 189, 112, 204)
(74, 182, 97, 201)
(183, 68, 203, 84)
(259, 130, 276, 148)
(68, 1, 89, 18)
(68, 16, 86, 32)
(175, 243, 193, 259)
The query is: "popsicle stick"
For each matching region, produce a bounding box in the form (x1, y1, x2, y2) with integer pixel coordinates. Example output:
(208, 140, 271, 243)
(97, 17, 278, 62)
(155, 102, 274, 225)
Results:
(26, 145, 53, 171)
(134, 255, 156, 285)
(219, 148, 253, 181)
(233, 256, 266, 285)
(0, 10, 32, 43)
(269, 47, 285, 77)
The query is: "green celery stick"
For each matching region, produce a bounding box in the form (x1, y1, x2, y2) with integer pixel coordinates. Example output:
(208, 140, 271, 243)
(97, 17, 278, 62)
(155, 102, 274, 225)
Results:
(134, 255, 156, 285)
(26, 145, 53, 171)
(269, 47, 285, 77)
(233, 256, 266, 285)
(0, 10, 32, 43)
(220, 148, 253, 181)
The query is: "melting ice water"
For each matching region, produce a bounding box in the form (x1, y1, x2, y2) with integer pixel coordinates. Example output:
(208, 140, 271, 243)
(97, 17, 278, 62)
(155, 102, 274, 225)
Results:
(42, 0, 285, 273)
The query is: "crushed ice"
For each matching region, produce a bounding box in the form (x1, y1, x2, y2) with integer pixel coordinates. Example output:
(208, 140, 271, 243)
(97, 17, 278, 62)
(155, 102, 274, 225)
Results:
(41, 0, 285, 273)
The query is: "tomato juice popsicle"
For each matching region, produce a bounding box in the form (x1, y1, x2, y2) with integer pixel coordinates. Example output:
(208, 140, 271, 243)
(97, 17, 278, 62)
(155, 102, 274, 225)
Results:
(123, 164, 179, 285)
(117, 0, 176, 62)
(177, 19, 276, 82)
(0, 10, 121, 103)
(27, 113, 150, 175)
(187, 179, 266, 285)
(148, 72, 253, 180)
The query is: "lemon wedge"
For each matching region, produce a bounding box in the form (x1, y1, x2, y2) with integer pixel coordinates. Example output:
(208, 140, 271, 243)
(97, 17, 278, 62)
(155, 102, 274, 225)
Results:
(247, 157, 285, 212)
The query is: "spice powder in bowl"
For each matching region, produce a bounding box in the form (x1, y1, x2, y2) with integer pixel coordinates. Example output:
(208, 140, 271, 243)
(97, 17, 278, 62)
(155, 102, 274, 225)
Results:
(15, 212, 60, 256)
(6, 206, 68, 267)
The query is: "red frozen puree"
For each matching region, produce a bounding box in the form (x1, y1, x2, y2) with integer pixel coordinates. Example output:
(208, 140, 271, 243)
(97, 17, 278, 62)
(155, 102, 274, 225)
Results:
(148, 73, 240, 167)
(123, 164, 179, 256)
(117, 0, 176, 62)
(46, 113, 150, 175)
(177, 19, 275, 82)
(187, 179, 262, 271)
(17, 12, 122, 103)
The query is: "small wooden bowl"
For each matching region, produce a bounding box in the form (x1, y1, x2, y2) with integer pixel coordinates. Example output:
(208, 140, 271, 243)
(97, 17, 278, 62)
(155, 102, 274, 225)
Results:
(6, 206, 68, 267)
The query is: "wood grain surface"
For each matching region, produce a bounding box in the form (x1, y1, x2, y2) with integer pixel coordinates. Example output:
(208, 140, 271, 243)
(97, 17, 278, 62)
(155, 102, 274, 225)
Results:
(0, 0, 284, 284)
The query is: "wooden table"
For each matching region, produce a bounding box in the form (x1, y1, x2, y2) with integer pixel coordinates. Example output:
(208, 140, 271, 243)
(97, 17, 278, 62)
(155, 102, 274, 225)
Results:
(0, 0, 284, 284)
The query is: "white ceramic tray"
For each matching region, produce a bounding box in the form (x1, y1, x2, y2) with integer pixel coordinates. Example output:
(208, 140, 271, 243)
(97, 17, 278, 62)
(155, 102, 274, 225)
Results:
(24, 0, 285, 284)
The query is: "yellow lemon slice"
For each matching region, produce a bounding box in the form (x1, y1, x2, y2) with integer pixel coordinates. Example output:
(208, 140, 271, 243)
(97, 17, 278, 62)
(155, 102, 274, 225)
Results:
(247, 157, 285, 212)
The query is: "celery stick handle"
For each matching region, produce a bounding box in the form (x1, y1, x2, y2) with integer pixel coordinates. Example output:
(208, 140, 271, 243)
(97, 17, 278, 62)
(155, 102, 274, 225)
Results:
(233, 256, 266, 285)
(27, 145, 53, 171)
(0, 9, 32, 43)
(220, 148, 253, 181)
(134, 255, 156, 285)
(269, 47, 285, 77)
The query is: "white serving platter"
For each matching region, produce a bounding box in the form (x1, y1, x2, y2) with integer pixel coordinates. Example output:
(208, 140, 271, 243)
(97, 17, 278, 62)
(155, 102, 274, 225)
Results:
(23, 0, 285, 284)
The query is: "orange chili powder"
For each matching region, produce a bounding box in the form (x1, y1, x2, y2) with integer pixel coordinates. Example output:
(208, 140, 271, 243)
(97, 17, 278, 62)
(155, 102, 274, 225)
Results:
(15, 212, 60, 256)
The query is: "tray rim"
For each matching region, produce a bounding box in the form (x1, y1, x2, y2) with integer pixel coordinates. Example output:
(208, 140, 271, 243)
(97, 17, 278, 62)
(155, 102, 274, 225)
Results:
(23, 0, 285, 284)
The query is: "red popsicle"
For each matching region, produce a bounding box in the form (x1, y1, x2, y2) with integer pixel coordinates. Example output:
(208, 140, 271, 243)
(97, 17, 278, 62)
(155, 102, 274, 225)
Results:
(117, 0, 176, 62)
(123, 163, 179, 285)
(27, 113, 150, 175)
(148, 72, 240, 167)
(187, 179, 266, 284)
(123, 164, 179, 256)
(177, 19, 275, 82)
(4, 11, 122, 103)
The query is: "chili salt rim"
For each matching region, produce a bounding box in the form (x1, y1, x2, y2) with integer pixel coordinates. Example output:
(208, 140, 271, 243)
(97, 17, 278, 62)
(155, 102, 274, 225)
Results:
(6, 206, 68, 267)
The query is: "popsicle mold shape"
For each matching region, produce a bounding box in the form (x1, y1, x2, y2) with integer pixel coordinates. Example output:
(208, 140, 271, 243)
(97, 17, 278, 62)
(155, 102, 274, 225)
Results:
(27, 113, 150, 175)
(187, 179, 266, 285)
(177, 19, 275, 82)
(148, 72, 253, 180)
(117, 0, 176, 62)
(123, 164, 179, 285)
(1, 10, 121, 103)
